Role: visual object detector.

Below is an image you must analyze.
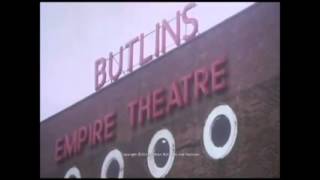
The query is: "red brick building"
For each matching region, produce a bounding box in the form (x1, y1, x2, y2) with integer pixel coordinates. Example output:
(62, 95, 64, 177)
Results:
(41, 3, 280, 178)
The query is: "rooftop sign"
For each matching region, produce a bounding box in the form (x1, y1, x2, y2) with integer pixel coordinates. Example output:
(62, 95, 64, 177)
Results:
(94, 3, 199, 91)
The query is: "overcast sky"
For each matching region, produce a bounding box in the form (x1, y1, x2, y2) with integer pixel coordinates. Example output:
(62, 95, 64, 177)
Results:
(40, 2, 255, 122)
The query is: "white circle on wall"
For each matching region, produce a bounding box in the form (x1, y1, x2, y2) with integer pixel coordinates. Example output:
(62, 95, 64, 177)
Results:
(64, 166, 81, 178)
(203, 104, 238, 159)
(101, 149, 124, 178)
(147, 128, 175, 178)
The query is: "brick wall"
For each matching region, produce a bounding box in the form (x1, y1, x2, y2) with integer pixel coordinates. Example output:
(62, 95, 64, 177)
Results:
(41, 3, 280, 178)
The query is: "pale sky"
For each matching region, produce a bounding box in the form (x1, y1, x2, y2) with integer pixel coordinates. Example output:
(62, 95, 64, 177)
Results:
(40, 2, 255, 122)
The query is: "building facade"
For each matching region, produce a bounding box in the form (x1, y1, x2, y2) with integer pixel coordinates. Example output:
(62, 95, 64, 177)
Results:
(40, 3, 280, 178)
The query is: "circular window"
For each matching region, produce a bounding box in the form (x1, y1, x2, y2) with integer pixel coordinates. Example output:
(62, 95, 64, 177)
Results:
(203, 105, 238, 159)
(101, 149, 124, 178)
(64, 166, 81, 178)
(147, 129, 175, 178)
(154, 138, 170, 168)
(211, 114, 231, 147)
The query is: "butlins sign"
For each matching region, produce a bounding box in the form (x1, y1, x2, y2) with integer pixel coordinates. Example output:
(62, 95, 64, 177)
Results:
(94, 3, 199, 91)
